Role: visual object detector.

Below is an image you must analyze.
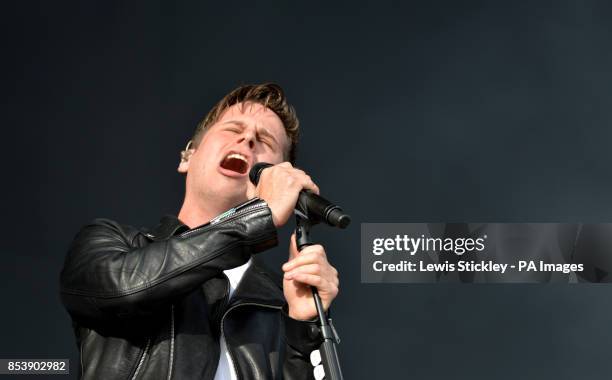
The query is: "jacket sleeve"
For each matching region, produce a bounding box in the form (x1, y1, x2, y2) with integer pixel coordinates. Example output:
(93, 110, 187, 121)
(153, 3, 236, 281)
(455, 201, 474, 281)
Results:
(60, 198, 277, 326)
(281, 305, 324, 380)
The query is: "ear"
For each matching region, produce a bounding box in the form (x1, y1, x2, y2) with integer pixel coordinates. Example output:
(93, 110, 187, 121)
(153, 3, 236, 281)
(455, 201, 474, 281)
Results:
(177, 141, 195, 173)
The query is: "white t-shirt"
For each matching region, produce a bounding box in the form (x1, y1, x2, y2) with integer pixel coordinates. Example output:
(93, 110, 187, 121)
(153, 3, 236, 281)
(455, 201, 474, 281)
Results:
(213, 258, 252, 380)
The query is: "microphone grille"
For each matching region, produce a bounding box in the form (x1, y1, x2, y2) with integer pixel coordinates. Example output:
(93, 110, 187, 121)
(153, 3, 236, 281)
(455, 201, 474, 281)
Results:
(249, 162, 273, 185)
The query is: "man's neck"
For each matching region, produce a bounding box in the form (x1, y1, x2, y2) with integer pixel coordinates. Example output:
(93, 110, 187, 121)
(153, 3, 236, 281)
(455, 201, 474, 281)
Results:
(177, 195, 243, 229)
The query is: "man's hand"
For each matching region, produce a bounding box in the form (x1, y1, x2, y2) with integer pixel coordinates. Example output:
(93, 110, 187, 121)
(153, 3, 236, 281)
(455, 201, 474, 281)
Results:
(282, 233, 339, 320)
(254, 162, 319, 228)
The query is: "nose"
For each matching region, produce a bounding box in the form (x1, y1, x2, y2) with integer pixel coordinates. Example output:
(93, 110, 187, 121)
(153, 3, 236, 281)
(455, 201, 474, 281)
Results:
(237, 128, 255, 150)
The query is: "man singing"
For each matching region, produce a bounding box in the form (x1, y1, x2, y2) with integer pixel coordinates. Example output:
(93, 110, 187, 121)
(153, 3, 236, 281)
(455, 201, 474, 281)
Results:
(60, 83, 340, 379)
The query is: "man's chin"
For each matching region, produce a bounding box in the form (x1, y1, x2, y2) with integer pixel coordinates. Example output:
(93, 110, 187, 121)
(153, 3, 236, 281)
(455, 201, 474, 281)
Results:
(195, 172, 251, 208)
(216, 186, 249, 207)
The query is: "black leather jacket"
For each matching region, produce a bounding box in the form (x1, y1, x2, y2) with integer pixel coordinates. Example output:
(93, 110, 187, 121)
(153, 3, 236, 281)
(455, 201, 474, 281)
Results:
(60, 198, 321, 379)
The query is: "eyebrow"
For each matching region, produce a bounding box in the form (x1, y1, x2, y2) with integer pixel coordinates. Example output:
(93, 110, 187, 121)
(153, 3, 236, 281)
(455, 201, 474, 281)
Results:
(222, 120, 279, 147)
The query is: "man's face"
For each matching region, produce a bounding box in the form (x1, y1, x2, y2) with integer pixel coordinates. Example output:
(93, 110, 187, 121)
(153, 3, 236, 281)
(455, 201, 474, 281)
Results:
(181, 102, 289, 206)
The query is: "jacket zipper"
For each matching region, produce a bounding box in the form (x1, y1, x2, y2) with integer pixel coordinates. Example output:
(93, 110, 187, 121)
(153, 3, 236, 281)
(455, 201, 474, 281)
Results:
(179, 199, 268, 238)
(79, 337, 84, 379)
(137, 198, 268, 380)
(131, 338, 151, 380)
(167, 304, 175, 380)
(131, 306, 174, 380)
(220, 302, 283, 380)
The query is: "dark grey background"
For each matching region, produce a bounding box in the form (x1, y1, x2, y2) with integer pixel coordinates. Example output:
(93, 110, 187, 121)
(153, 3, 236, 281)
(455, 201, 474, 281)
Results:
(3, 1, 612, 379)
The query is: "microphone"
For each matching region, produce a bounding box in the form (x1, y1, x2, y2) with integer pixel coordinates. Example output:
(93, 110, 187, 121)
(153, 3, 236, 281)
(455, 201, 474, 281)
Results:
(249, 162, 351, 229)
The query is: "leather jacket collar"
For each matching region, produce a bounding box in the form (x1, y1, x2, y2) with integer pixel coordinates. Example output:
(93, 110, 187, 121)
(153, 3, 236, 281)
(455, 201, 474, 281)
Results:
(146, 214, 285, 308)
(145, 215, 190, 240)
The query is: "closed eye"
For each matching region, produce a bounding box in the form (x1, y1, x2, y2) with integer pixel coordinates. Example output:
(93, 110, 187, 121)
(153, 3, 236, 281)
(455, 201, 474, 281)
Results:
(225, 126, 242, 134)
(258, 135, 275, 150)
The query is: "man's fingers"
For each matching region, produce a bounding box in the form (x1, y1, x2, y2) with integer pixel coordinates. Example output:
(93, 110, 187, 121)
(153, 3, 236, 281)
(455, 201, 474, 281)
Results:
(277, 161, 293, 168)
(298, 244, 327, 258)
(297, 172, 319, 195)
(282, 245, 327, 271)
(289, 273, 324, 287)
(285, 265, 339, 287)
(304, 180, 320, 195)
(280, 165, 319, 195)
(289, 273, 339, 297)
(284, 263, 322, 279)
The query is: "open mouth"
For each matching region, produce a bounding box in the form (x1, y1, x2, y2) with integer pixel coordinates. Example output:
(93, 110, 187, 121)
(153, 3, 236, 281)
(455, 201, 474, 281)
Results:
(220, 152, 249, 174)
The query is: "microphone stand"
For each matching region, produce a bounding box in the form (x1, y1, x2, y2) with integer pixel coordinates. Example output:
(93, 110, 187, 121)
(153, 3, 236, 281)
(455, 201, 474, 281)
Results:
(295, 212, 344, 380)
